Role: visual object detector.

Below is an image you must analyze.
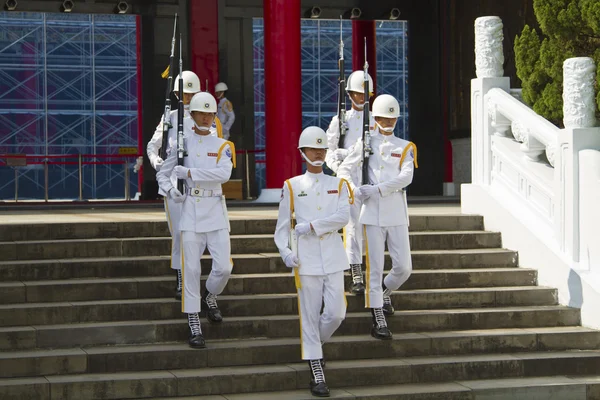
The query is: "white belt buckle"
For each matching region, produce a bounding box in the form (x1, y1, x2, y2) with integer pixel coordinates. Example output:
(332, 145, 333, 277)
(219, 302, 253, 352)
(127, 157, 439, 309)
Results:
(190, 188, 218, 197)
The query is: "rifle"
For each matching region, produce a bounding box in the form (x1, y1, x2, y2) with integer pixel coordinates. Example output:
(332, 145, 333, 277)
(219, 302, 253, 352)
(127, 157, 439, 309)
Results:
(160, 14, 177, 160)
(176, 31, 185, 194)
(337, 16, 347, 148)
(361, 38, 371, 185)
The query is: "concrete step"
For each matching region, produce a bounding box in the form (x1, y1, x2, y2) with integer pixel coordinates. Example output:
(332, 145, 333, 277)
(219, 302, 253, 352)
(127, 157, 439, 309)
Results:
(0, 268, 539, 304)
(0, 248, 519, 281)
(0, 285, 557, 325)
(0, 231, 502, 261)
(0, 351, 599, 399)
(0, 215, 484, 241)
(149, 375, 600, 400)
(1, 327, 599, 379)
(0, 306, 581, 349)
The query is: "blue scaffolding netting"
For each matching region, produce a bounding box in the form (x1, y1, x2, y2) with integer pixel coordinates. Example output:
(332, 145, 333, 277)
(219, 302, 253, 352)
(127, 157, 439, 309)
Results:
(253, 18, 409, 191)
(0, 11, 139, 200)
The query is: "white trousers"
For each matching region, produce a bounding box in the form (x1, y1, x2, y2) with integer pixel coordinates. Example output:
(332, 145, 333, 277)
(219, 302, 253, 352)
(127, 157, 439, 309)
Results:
(364, 224, 412, 308)
(297, 271, 346, 360)
(181, 229, 232, 313)
(343, 199, 363, 265)
(164, 197, 182, 271)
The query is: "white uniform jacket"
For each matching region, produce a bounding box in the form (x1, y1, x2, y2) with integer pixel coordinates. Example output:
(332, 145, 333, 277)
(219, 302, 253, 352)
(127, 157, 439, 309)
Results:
(217, 97, 235, 132)
(325, 108, 375, 179)
(337, 131, 417, 227)
(147, 109, 218, 196)
(274, 172, 353, 276)
(157, 134, 235, 233)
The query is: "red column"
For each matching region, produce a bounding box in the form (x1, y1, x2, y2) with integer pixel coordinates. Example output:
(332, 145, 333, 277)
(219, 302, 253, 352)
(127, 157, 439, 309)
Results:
(263, 0, 302, 189)
(352, 20, 377, 94)
(190, 0, 219, 94)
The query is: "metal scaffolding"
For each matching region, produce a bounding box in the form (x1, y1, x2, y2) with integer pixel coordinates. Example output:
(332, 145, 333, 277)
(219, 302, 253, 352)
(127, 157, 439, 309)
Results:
(0, 11, 138, 200)
(253, 18, 409, 192)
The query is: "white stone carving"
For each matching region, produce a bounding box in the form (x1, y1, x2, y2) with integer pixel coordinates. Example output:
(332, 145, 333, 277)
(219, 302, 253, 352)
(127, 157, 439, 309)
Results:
(545, 144, 556, 167)
(487, 98, 511, 137)
(511, 120, 527, 143)
(520, 133, 546, 161)
(475, 16, 504, 78)
(563, 57, 597, 128)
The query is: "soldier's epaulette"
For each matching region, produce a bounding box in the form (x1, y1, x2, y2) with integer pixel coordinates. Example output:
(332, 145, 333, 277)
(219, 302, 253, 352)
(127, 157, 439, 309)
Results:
(216, 141, 236, 168)
(399, 142, 418, 168)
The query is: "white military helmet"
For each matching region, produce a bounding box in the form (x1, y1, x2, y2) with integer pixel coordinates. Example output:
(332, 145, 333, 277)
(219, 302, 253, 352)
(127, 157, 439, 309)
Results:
(372, 94, 400, 118)
(215, 82, 228, 92)
(298, 126, 328, 149)
(345, 70, 374, 95)
(174, 71, 201, 93)
(189, 92, 217, 113)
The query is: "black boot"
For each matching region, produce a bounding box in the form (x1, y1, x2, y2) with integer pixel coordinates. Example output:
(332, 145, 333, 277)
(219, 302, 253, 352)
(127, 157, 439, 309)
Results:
(370, 308, 392, 340)
(202, 291, 223, 323)
(175, 270, 182, 300)
(308, 359, 330, 397)
(382, 283, 395, 316)
(187, 312, 206, 348)
(350, 264, 365, 295)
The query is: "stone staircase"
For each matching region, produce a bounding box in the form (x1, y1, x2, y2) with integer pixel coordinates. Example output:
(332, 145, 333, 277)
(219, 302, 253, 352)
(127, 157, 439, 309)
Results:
(0, 213, 599, 400)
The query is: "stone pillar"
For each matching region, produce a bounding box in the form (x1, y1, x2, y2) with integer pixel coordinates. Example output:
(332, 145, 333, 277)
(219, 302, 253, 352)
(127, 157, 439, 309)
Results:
(474, 16, 504, 79)
(555, 57, 599, 262)
(470, 16, 509, 186)
(563, 57, 597, 129)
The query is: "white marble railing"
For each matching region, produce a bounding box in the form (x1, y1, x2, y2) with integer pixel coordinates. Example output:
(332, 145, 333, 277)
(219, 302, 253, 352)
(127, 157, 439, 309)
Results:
(464, 16, 600, 328)
(487, 87, 559, 165)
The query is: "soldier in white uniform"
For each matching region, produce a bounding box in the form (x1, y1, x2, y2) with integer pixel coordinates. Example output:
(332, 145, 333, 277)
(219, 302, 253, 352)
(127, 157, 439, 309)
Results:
(337, 94, 418, 340)
(274, 126, 353, 397)
(156, 91, 236, 348)
(215, 82, 235, 140)
(147, 71, 221, 300)
(324, 71, 375, 296)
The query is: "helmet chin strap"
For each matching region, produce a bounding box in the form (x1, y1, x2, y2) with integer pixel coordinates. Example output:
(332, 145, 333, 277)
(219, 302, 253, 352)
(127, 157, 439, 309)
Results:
(300, 151, 324, 167)
(376, 121, 396, 133)
(349, 96, 365, 110)
(194, 122, 211, 131)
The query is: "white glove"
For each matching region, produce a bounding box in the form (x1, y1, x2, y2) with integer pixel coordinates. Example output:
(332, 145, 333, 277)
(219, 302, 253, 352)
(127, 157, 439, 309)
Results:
(284, 253, 299, 268)
(354, 186, 366, 201)
(133, 156, 143, 173)
(169, 187, 186, 204)
(295, 222, 312, 236)
(333, 148, 348, 161)
(359, 185, 380, 199)
(174, 165, 190, 179)
(153, 156, 164, 171)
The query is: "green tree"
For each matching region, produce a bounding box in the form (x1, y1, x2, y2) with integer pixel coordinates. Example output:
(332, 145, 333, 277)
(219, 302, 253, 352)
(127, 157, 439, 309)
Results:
(514, 0, 600, 124)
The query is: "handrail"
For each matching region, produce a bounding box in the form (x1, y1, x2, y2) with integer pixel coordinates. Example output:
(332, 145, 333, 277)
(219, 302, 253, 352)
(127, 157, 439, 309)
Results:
(487, 88, 560, 147)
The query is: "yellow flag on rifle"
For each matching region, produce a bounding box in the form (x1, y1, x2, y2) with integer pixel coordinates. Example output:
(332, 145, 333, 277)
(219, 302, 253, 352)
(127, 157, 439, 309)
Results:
(161, 65, 170, 79)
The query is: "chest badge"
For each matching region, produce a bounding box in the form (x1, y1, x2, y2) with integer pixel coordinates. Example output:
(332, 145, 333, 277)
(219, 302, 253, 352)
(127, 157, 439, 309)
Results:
(298, 191, 308, 197)
(207, 152, 218, 157)
(327, 190, 338, 194)
(391, 153, 402, 158)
